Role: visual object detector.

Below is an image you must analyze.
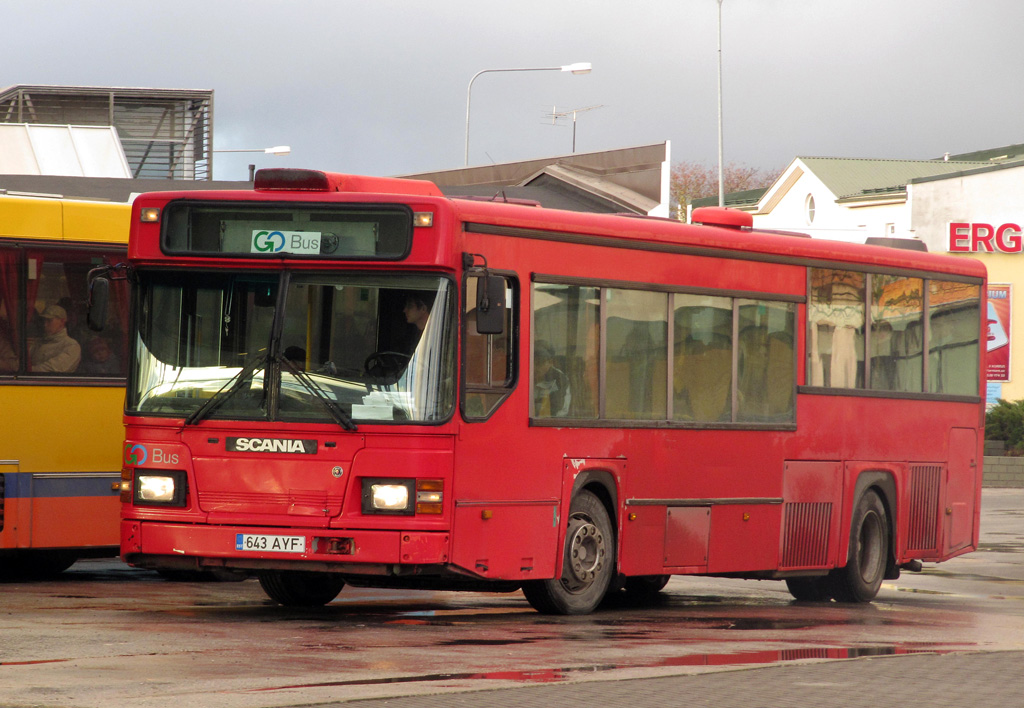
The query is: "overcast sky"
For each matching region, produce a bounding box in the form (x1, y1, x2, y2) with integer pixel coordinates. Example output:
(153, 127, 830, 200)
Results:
(6, 0, 1024, 181)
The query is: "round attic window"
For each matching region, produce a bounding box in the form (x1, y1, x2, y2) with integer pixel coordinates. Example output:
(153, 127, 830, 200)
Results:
(805, 194, 816, 225)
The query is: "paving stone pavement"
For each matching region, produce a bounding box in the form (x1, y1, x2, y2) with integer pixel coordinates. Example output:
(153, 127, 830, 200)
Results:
(331, 650, 1024, 708)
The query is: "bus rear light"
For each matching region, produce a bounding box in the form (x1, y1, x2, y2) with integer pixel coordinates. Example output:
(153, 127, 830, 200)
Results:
(140, 207, 161, 223)
(413, 212, 434, 228)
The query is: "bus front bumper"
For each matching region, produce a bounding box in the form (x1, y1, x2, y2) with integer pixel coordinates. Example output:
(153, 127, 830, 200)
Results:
(120, 520, 451, 574)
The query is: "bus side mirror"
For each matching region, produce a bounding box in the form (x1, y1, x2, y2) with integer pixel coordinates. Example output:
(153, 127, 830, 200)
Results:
(475, 275, 505, 335)
(87, 277, 110, 332)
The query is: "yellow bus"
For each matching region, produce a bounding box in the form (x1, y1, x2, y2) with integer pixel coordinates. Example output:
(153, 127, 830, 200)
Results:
(1, 194, 130, 576)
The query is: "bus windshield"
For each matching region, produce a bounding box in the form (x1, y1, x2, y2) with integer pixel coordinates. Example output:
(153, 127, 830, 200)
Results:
(128, 270, 455, 424)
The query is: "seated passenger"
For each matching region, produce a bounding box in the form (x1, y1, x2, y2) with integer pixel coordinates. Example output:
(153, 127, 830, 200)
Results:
(79, 336, 121, 375)
(30, 305, 81, 373)
(534, 340, 571, 417)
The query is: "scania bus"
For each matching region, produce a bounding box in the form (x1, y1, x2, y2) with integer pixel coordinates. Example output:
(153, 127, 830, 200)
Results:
(1, 194, 129, 575)
(108, 169, 985, 613)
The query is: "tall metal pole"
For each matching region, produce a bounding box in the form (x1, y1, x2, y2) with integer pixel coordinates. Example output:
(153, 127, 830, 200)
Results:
(717, 0, 725, 207)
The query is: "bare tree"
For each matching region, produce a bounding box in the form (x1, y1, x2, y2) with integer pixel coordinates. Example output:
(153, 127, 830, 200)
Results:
(670, 161, 781, 219)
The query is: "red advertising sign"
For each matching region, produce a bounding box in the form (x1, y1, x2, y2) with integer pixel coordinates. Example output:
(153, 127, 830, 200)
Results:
(987, 284, 1011, 382)
(949, 223, 1024, 253)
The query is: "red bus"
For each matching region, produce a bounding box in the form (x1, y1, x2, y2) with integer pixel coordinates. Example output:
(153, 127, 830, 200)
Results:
(105, 169, 985, 614)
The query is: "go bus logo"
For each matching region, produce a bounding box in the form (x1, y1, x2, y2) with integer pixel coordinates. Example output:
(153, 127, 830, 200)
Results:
(123, 442, 179, 466)
(251, 229, 321, 255)
(252, 230, 287, 253)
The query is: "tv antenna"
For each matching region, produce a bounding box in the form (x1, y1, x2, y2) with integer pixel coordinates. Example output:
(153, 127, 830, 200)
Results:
(545, 104, 604, 153)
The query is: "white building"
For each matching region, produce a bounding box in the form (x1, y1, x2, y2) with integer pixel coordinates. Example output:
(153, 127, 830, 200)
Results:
(710, 144, 1024, 403)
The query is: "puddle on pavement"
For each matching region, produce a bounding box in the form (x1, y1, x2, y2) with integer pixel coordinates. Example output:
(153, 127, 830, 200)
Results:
(244, 643, 965, 692)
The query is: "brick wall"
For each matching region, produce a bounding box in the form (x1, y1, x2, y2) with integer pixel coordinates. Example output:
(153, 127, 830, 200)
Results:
(983, 456, 1024, 488)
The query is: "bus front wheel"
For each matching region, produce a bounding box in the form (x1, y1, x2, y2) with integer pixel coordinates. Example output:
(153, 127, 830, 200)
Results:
(258, 570, 345, 607)
(829, 490, 889, 603)
(522, 490, 615, 615)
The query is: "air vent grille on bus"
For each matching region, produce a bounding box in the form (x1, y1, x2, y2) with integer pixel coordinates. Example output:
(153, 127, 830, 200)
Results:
(908, 465, 942, 552)
(781, 502, 831, 568)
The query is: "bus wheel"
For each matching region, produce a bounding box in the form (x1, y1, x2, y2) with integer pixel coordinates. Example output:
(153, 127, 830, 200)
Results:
(785, 576, 832, 601)
(258, 571, 345, 607)
(829, 490, 889, 603)
(522, 490, 615, 615)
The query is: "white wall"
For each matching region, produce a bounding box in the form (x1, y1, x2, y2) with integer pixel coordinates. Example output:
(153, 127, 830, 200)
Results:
(753, 159, 913, 244)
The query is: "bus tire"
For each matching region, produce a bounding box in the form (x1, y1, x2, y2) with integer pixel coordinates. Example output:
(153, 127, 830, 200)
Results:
(258, 570, 345, 607)
(785, 576, 832, 601)
(522, 490, 615, 615)
(829, 490, 889, 603)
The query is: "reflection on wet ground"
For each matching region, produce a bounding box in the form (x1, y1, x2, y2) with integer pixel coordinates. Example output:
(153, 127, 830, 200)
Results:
(246, 643, 966, 691)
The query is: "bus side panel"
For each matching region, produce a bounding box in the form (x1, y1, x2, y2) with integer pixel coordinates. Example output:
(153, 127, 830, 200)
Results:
(944, 427, 978, 555)
(451, 502, 558, 580)
(1, 474, 119, 550)
(1, 386, 124, 551)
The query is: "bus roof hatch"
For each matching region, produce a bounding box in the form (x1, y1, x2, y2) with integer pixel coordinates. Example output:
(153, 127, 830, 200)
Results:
(254, 168, 444, 197)
(691, 206, 753, 229)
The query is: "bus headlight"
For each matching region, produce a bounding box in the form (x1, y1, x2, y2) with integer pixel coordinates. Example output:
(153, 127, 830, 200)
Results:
(361, 478, 415, 515)
(133, 470, 187, 506)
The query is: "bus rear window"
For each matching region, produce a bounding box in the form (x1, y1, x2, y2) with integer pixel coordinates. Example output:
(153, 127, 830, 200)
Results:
(161, 202, 412, 259)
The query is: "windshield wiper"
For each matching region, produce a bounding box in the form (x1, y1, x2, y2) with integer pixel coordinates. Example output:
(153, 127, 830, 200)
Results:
(184, 353, 268, 426)
(277, 355, 358, 431)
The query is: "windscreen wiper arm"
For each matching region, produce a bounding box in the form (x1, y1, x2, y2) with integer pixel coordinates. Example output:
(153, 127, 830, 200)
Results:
(277, 355, 358, 432)
(184, 353, 267, 426)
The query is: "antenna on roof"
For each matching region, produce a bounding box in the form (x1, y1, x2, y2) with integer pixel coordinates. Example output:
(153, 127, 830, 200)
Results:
(545, 105, 605, 153)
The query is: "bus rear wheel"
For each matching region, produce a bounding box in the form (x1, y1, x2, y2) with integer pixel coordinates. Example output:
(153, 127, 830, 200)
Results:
(829, 490, 889, 603)
(522, 490, 615, 615)
(258, 570, 345, 607)
(785, 576, 832, 601)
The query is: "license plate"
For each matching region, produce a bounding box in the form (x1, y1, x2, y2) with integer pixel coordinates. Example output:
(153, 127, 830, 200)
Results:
(235, 533, 306, 553)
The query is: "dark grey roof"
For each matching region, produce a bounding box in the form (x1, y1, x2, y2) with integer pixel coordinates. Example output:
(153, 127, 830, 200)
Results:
(0, 174, 251, 202)
(403, 143, 666, 214)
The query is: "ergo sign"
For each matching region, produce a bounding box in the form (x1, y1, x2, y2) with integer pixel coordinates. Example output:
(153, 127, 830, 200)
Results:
(948, 222, 1024, 253)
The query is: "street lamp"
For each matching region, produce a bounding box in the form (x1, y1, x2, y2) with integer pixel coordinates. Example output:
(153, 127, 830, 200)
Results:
(465, 62, 592, 166)
(211, 146, 291, 180)
(716, 0, 725, 207)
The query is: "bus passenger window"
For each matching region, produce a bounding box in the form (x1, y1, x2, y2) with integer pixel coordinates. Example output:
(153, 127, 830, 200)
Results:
(808, 269, 865, 388)
(673, 295, 732, 423)
(928, 280, 980, 396)
(871, 275, 923, 393)
(605, 289, 667, 420)
(737, 300, 795, 422)
(463, 274, 516, 420)
(531, 283, 599, 419)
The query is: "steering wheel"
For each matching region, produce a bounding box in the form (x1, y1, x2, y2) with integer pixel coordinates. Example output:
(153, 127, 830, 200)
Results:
(364, 351, 411, 380)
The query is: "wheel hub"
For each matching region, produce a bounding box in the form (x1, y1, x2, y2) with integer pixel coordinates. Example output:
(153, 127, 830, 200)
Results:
(567, 518, 605, 585)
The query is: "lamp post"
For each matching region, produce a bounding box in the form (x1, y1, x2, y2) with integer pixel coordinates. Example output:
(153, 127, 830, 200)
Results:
(717, 0, 725, 207)
(464, 63, 592, 166)
(211, 146, 291, 180)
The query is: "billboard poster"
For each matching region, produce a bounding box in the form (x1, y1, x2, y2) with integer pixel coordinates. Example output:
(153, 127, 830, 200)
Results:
(987, 284, 1011, 382)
